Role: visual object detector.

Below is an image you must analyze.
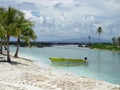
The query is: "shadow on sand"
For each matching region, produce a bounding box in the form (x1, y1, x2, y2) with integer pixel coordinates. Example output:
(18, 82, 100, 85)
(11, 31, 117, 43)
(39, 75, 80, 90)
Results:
(0, 59, 28, 66)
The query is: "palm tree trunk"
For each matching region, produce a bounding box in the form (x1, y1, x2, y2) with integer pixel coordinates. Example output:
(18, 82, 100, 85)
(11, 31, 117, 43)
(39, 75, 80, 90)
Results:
(3, 40, 7, 50)
(0, 38, 3, 54)
(4, 45, 7, 50)
(14, 36, 20, 57)
(99, 33, 101, 44)
(6, 35, 11, 62)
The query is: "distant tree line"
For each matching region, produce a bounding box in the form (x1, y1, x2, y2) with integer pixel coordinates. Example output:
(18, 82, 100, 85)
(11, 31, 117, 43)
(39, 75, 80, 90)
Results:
(9, 41, 52, 47)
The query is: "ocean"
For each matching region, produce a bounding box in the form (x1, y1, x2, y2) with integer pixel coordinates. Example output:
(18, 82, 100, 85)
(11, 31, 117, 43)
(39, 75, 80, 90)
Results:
(10, 45, 120, 85)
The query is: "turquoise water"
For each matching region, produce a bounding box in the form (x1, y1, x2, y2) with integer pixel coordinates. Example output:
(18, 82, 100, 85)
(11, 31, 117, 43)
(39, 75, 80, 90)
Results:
(10, 45, 120, 85)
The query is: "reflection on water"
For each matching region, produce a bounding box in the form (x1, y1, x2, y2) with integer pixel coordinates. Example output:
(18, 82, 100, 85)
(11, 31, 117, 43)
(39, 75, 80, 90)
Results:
(10, 45, 120, 85)
(51, 62, 89, 67)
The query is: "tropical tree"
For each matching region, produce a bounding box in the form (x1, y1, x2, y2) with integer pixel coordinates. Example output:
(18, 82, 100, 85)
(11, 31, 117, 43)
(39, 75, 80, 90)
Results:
(5, 7, 21, 62)
(14, 17, 37, 57)
(0, 25, 6, 54)
(97, 27, 103, 44)
(0, 7, 5, 54)
(0, 25, 4, 54)
(0, 7, 24, 62)
(0, 6, 37, 60)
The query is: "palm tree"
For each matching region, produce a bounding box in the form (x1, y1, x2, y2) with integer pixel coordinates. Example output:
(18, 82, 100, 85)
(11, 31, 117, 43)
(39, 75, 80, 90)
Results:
(5, 7, 20, 62)
(97, 27, 103, 44)
(14, 17, 37, 57)
(0, 7, 23, 62)
(0, 25, 6, 54)
(0, 26, 3, 54)
(0, 7, 6, 54)
(14, 28, 37, 57)
(0, 7, 37, 60)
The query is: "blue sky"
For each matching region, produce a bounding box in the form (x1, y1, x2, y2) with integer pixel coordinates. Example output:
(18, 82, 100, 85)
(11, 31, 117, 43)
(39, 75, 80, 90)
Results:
(0, 0, 120, 41)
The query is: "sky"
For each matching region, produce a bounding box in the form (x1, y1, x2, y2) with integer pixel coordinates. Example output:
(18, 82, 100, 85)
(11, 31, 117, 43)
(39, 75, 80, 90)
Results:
(0, 0, 120, 41)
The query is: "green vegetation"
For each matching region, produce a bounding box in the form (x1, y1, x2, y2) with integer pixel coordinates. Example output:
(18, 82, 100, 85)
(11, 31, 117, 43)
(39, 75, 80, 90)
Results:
(9, 41, 52, 47)
(90, 44, 120, 51)
(90, 36, 120, 51)
(0, 7, 37, 62)
(29, 42, 52, 47)
(97, 27, 103, 44)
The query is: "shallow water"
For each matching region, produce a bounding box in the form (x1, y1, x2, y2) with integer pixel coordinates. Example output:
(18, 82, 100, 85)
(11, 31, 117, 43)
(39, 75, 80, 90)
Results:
(10, 45, 120, 85)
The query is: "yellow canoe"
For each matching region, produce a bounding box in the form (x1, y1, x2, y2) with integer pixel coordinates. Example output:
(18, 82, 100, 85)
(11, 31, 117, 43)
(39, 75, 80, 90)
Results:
(49, 57, 87, 63)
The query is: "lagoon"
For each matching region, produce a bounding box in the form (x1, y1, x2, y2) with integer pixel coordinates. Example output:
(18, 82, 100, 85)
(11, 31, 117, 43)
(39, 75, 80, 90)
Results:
(10, 45, 120, 85)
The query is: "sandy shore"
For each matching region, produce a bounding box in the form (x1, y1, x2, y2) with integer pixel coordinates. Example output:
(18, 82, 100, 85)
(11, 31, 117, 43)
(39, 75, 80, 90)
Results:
(0, 54, 120, 90)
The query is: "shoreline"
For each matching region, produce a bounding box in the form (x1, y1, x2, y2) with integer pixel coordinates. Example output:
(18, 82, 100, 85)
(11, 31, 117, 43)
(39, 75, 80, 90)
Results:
(0, 54, 120, 90)
(90, 47, 120, 52)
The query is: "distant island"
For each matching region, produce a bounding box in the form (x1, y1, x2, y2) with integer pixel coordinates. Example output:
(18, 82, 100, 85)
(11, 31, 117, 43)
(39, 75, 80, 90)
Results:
(9, 41, 52, 48)
(90, 44, 120, 51)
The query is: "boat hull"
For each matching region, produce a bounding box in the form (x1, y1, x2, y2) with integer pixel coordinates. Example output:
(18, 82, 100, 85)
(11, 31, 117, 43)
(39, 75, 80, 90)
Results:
(49, 57, 86, 63)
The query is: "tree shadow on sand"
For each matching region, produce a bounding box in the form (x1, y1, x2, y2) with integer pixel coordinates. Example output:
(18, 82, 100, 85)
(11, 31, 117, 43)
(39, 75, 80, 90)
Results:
(0, 58, 28, 66)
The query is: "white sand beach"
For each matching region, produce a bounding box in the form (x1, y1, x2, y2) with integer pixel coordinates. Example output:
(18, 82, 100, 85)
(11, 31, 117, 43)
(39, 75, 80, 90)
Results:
(0, 54, 120, 90)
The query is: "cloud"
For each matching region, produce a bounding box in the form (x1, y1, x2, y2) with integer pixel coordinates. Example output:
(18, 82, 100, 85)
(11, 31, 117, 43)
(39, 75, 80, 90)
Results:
(22, 10, 37, 20)
(17, 2, 37, 10)
(0, 0, 120, 41)
(83, 15, 95, 23)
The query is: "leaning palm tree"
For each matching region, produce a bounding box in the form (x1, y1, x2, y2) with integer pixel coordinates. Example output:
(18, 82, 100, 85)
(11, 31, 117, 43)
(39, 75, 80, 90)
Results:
(97, 27, 103, 44)
(10, 11, 25, 57)
(14, 28, 37, 57)
(14, 17, 37, 57)
(22, 27, 37, 46)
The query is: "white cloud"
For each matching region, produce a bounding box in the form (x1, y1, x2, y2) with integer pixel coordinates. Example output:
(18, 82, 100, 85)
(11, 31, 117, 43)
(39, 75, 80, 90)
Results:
(39, 16, 44, 23)
(83, 15, 95, 23)
(22, 10, 33, 19)
(1, 0, 120, 41)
